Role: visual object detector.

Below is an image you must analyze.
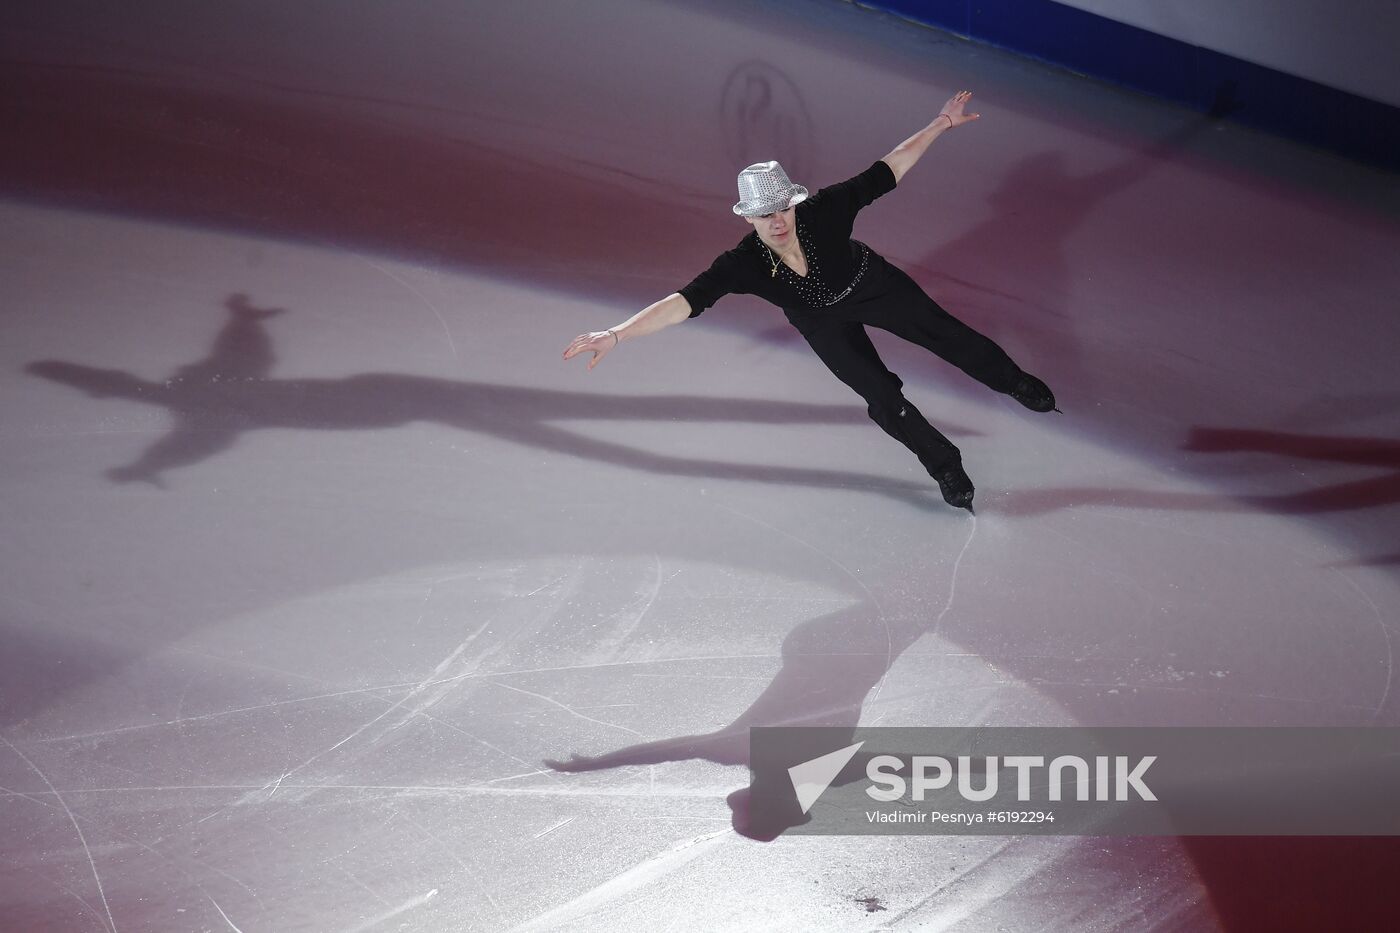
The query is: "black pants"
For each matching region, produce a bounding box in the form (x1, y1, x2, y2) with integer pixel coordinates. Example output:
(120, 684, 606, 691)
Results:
(784, 253, 1024, 475)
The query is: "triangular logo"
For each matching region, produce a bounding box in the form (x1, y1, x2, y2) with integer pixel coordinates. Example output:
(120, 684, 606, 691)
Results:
(788, 741, 865, 814)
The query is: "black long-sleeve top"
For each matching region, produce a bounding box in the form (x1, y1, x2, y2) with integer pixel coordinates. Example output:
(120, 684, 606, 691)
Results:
(679, 159, 898, 317)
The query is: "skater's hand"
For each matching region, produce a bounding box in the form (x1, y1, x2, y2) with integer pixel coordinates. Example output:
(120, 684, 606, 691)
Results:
(563, 330, 620, 370)
(882, 94, 981, 182)
(938, 90, 979, 129)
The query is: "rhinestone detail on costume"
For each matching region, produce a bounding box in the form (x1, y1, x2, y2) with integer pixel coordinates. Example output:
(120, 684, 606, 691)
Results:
(767, 221, 870, 308)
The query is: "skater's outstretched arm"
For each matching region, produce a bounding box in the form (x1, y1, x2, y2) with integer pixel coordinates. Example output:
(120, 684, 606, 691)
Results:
(881, 90, 980, 184)
(563, 292, 692, 370)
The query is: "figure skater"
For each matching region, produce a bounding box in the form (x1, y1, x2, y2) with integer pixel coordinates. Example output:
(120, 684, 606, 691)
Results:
(563, 91, 1056, 512)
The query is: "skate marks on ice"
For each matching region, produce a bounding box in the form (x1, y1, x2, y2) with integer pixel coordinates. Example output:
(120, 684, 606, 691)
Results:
(0, 733, 118, 933)
(544, 515, 985, 842)
(505, 830, 730, 933)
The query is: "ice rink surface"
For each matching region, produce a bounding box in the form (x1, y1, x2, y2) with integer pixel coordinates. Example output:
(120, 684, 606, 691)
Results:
(3, 1, 1399, 930)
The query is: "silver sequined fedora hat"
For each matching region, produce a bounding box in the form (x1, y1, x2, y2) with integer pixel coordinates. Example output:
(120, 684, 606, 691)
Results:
(732, 161, 809, 216)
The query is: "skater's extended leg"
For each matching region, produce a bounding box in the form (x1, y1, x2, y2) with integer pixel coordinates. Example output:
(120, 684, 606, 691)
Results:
(800, 321, 974, 510)
(868, 267, 1057, 411)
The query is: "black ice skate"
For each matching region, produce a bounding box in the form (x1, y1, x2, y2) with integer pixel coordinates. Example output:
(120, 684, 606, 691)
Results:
(1010, 373, 1059, 413)
(932, 459, 975, 513)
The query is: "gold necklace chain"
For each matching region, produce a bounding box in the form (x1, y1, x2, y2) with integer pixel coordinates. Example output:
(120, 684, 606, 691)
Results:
(765, 239, 801, 278)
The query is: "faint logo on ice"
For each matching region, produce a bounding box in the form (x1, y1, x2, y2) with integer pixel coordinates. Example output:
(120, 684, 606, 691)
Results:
(720, 61, 815, 183)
